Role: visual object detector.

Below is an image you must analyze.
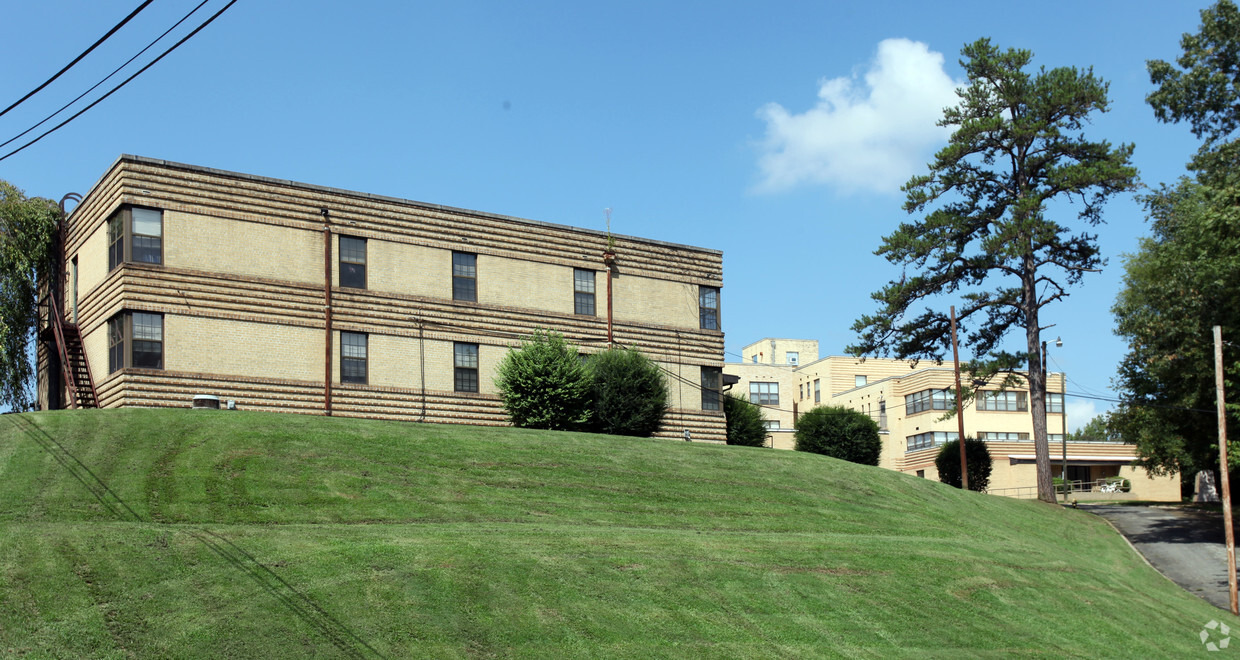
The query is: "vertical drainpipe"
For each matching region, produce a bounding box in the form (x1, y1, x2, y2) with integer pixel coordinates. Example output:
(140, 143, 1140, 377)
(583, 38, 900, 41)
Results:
(322, 208, 332, 416)
(603, 250, 615, 346)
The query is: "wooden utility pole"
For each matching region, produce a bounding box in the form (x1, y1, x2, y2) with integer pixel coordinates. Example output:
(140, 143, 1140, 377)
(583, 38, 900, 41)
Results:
(951, 306, 968, 490)
(1214, 325, 1237, 615)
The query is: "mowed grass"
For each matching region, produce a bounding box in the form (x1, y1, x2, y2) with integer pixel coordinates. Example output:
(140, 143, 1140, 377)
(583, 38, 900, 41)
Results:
(0, 409, 1230, 658)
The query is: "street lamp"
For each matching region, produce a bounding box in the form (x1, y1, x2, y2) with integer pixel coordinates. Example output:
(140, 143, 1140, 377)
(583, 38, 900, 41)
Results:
(1043, 336, 1065, 500)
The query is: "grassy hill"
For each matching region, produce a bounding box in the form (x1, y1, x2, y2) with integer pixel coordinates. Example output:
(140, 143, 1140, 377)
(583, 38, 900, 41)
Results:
(0, 409, 1230, 658)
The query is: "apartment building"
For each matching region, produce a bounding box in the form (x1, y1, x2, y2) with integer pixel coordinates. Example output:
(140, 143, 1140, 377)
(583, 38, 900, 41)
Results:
(726, 338, 1179, 500)
(38, 156, 727, 442)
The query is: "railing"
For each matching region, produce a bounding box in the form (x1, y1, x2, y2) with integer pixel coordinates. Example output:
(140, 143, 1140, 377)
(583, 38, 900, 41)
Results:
(47, 295, 81, 408)
(988, 479, 1131, 500)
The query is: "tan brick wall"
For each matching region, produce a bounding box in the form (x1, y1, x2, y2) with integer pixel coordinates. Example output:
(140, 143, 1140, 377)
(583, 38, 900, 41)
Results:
(169, 211, 323, 285)
(741, 338, 820, 366)
(71, 219, 111, 316)
(612, 275, 699, 329)
(167, 315, 323, 382)
(359, 238, 447, 298)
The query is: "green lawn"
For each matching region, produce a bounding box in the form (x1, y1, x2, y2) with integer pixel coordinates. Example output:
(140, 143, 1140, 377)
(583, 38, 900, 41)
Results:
(0, 408, 1230, 657)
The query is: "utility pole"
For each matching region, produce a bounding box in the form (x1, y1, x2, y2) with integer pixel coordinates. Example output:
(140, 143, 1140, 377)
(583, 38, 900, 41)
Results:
(1214, 325, 1237, 615)
(950, 306, 968, 490)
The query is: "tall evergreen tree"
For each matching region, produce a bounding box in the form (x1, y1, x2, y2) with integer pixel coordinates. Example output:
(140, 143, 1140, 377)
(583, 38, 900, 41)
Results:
(849, 39, 1137, 502)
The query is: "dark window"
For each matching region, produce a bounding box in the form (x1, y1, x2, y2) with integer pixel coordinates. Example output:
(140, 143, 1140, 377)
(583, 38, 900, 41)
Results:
(339, 236, 367, 289)
(699, 286, 719, 330)
(131, 313, 163, 369)
(106, 206, 163, 270)
(749, 381, 778, 406)
(454, 342, 479, 392)
(108, 316, 124, 373)
(107, 213, 123, 270)
(905, 388, 951, 415)
(341, 332, 368, 384)
(906, 431, 957, 452)
(453, 252, 477, 302)
(574, 268, 595, 315)
(814, 379, 821, 403)
(107, 311, 163, 373)
(701, 367, 721, 411)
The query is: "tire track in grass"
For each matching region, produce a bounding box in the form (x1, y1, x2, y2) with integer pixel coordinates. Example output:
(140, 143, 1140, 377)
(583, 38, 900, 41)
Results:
(7, 414, 386, 658)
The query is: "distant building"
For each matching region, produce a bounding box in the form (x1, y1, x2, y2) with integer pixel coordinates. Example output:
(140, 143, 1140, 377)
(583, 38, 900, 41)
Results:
(39, 155, 726, 442)
(726, 338, 1179, 501)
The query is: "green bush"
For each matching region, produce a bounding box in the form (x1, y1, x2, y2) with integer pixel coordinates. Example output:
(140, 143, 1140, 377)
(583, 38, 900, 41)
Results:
(935, 438, 993, 492)
(494, 330, 592, 430)
(794, 406, 881, 465)
(724, 393, 767, 447)
(587, 346, 668, 437)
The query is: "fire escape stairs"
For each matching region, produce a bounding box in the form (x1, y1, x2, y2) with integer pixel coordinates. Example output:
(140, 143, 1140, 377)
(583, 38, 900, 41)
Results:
(49, 296, 98, 409)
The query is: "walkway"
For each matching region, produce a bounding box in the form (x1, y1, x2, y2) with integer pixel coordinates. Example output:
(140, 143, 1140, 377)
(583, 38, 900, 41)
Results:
(1080, 504, 1231, 610)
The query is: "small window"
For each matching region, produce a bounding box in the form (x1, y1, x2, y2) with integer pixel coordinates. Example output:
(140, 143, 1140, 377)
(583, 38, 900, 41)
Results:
(107, 311, 163, 373)
(454, 342, 479, 392)
(452, 252, 477, 302)
(814, 379, 821, 403)
(574, 268, 595, 315)
(786, 351, 799, 366)
(798, 384, 804, 400)
(855, 375, 867, 388)
(763, 420, 780, 430)
(916, 470, 925, 478)
(106, 206, 162, 269)
(699, 286, 719, 330)
(341, 331, 368, 384)
(339, 236, 367, 289)
(749, 382, 779, 406)
(1048, 392, 1064, 413)
(108, 316, 124, 373)
(700, 367, 721, 411)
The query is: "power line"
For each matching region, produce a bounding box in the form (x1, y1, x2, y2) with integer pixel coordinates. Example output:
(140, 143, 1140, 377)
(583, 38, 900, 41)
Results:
(0, 0, 213, 152)
(0, 0, 157, 120)
(0, 0, 240, 163)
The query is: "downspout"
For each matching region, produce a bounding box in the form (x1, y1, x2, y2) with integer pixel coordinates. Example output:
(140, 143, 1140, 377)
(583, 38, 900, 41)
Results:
(322, 208, 332, 416)
(603, 250, 615, 346)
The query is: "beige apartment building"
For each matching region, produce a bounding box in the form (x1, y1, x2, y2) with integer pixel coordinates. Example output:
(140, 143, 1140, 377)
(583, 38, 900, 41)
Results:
(38, 156, 727, 442)
(726, 338, 1179, 501)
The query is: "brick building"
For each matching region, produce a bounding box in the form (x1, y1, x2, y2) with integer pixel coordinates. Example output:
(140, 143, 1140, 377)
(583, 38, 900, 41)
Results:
(39, 156, 727, 442)
(726, 338, 1180, 501)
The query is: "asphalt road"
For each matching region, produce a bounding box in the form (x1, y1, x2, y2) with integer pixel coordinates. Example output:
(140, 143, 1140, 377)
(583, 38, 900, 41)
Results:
(1080, 504, 1232, 610)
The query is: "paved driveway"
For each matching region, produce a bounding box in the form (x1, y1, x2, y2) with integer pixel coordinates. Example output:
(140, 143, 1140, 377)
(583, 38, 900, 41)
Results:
(1080, 504, 1232, 610)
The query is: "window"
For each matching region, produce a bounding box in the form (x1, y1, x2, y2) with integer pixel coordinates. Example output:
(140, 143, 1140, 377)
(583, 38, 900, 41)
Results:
(750, 355, 756, 364)
(574, 268, 595, 315)
(916, 470, 925, 478)
(879, 401, 887, 430)
(978, 390, 1028, 412)
(905, 388, 950, 415)
(1048, 392, 1064, 413)
(978, 431, 1030, 441)
(339, 236, 366, 289)
(786, 351, 799, 365)
(814, 379, 821, 403)
(855, 375, 867, 388)
(763, 420, 780, 430)
(454, 342, 479, 392)
(749, 382, 778, 406)
(341, 332, 367, 384)
(699, 286, 719, 330)
(798, 384, 803, 400)
(701, 367, 721, 411)
(1049, 433, 1065, 444)
(107, 206, 162, 270)
(107, 311, 163, 373)
(452, 252, 477, 301)
(907, 431, 957, 452)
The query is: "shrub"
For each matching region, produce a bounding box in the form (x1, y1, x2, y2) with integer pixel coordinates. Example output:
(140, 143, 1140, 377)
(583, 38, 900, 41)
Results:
(794, 406, 881, 465)
(494, 330, 592, 431)
(587, 346, 668, 437)
(935, 438, 993, 492)
(723, 393, 767, 447)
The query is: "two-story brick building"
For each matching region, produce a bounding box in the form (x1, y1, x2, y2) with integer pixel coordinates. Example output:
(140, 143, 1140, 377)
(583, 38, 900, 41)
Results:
(38, 156, 727, 441)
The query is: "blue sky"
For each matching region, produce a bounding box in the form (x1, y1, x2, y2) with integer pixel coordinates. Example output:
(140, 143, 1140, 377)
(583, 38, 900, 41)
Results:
(0, 1, 1213, 429)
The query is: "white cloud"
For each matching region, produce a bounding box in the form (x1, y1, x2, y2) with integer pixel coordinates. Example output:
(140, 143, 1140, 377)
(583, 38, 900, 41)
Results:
(1065, 398, 1104, 434)
(754, 38, 960, 195)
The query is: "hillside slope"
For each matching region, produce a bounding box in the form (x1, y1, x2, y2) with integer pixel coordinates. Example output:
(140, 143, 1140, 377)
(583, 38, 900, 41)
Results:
(0, 409, 1229, 658)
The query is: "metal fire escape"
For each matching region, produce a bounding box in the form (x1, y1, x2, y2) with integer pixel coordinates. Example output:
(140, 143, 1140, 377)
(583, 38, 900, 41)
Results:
(46, 192, 97, 409)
